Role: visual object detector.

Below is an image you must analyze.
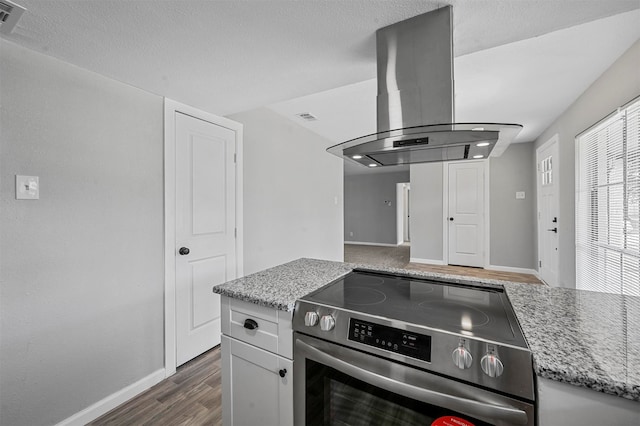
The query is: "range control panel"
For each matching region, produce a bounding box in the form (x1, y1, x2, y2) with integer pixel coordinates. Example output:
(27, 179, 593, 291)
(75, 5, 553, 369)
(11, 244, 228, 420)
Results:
(348, 318, 431, 362)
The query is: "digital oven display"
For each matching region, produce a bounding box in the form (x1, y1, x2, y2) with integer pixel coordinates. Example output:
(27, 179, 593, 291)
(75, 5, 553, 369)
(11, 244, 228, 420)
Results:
(348, 319, 431, 362)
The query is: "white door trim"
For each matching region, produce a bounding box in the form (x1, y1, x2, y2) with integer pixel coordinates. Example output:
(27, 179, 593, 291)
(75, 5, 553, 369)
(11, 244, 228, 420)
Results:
(536, 133, 559, 286)
(442, 165, 449, 264)
(442, 160, 490, 267)
(483, 161, 490, 269)
(396, 183, 404, 245)
(163, 98, 243, 377)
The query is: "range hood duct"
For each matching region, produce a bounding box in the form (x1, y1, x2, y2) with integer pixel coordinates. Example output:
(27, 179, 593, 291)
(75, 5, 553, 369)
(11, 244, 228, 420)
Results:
(327, 6, 522, 167)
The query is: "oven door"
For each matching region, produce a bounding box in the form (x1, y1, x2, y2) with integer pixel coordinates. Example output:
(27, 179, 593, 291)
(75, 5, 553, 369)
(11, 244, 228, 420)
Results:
(294, 333, 534, 426)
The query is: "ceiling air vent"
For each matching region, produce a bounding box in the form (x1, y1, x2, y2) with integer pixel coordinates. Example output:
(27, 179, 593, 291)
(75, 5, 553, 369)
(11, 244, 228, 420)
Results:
(296, 112, 318, 122)
(0, 0, 26, 35)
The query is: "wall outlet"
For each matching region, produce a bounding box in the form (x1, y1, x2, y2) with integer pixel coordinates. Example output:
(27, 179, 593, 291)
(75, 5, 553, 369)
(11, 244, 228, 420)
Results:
(516, 191, 525, 199)
(16, 175, 39, 200)
(349, 232, 353, 237)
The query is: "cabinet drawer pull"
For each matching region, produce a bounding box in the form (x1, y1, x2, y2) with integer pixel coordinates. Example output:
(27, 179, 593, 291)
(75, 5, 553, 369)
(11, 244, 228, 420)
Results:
(279, 368, 287, 378)
(243, 318, 259, 330)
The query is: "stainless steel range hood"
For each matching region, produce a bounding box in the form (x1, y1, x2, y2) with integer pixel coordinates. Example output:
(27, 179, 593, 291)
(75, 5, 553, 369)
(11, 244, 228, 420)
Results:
(327, 6, 522, 167)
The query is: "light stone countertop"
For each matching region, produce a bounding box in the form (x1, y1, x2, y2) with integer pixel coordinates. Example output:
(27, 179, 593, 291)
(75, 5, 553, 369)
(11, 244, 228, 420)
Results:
(212, 258, 640, 402)
(212, 258, 353, 311)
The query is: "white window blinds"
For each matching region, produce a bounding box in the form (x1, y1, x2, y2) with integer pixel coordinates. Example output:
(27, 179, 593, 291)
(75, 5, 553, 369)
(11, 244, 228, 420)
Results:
(576, 97, 640, 296)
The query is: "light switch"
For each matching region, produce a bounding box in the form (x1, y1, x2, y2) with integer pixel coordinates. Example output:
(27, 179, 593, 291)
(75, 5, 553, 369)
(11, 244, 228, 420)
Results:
(516, 191, 525, 200)
(16, 175, 39, 200)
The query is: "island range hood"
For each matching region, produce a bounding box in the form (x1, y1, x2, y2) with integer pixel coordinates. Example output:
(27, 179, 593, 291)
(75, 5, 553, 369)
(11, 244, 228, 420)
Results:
(327, 6, 522, 167)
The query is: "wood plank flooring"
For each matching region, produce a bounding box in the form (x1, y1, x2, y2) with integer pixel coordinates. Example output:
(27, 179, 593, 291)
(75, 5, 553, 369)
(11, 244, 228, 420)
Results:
(399, 262, 543, 284)
(344, 243, 543, 285)
(89, 347, 222, 426)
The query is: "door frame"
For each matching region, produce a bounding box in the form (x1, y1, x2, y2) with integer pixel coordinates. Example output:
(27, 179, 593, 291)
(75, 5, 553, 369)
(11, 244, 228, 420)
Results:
(163, 98, 244, 376)
(536, 134, 559, 286)
(442, 160, 490, 267)
(396, 183, 404, 245)
(396, 182, 410, 245)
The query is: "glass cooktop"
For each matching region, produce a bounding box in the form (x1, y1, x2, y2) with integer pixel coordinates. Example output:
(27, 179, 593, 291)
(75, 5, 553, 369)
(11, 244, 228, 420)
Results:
(302, 269, 527, 347)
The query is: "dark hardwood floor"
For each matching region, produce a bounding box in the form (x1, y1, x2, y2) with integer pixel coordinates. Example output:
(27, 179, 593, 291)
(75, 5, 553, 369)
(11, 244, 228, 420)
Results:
(89, 347, 222, 426)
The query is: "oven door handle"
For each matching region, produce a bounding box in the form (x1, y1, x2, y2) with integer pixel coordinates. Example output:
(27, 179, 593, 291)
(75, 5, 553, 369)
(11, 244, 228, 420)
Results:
(297, 339, 529, 425)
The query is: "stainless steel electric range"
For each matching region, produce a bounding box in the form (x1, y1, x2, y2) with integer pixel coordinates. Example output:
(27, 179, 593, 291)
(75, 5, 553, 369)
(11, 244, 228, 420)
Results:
(293, 269, 536, 426)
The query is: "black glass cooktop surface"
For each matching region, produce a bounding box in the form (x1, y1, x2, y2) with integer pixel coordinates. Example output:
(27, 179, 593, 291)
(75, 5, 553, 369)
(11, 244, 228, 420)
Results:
(303, 270, 526, 346)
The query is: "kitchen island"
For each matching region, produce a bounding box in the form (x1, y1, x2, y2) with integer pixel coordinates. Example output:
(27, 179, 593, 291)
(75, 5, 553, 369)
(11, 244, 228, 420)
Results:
(213, 258, 639, 424)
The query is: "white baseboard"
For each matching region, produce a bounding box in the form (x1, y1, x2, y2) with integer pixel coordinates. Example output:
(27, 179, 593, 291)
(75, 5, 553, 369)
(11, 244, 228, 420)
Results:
(409, 257, 446, 265)
(56, 368, 165, 426)
(487, 264, 539, 276)
(345, 241, 399, 247)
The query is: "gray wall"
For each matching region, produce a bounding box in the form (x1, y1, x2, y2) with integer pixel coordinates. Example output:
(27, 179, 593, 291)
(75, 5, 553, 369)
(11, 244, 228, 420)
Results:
(409, 163, 444, 261)
(0, 40, 165, 425)
(489, 143, 536, 269)
(409, 144, 536, 269)
(0, 40, 345, 425)
(229, 107, 343, 275)
(533, 39, 640, 288)
(344, 171, 410, 245)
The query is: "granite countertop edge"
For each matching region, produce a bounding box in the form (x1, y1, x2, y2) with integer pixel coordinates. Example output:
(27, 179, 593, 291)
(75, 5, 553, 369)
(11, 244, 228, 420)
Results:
(535, 367, 639, 401)
(212, 257, 640, 402)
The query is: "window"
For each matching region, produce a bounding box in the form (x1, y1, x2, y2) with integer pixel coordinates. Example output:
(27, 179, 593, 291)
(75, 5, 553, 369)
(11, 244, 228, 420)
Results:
(541, 155, 553, 186)
(576, 97, 640, 296)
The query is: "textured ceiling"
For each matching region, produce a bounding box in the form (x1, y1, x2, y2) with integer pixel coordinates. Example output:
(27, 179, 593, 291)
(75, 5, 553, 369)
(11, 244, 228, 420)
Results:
(3, 0, 640, 118)
(270, 10, 640, 144)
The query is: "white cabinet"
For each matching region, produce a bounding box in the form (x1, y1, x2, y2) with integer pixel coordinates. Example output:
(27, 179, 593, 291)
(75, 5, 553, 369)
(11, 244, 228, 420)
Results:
(538, 377, 639, 425)
(220, 296, 294, 426)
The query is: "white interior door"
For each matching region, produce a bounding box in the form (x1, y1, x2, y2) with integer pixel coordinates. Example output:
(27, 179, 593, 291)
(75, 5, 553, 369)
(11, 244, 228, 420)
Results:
(175, 112, 236, 366)
(448, 162, 485, 267)
(404, 185, 411, 242)
(537, 137, 559, 286)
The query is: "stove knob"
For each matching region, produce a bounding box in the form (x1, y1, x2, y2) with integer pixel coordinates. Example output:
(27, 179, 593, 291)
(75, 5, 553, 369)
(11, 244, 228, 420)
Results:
(481, 354, 504, 378)
(320, 315, 335, 331)
(304, 311, 319, 327)
(452, 346, 473, 369)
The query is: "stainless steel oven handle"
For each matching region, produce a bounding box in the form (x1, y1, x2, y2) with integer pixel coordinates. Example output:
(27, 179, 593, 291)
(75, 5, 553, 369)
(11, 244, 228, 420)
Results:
(297, 339, 529, 425)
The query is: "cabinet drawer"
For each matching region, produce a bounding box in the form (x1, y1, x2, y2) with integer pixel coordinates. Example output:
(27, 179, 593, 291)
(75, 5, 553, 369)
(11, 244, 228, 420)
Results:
(221, 296, 293, 358)
(229, 308, 279, 353)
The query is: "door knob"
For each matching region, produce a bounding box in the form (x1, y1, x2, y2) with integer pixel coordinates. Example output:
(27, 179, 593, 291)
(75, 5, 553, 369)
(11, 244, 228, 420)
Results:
(547, 228, 558, 233)
(179, 247, 190, 255)
(449, 217, 454, 221)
